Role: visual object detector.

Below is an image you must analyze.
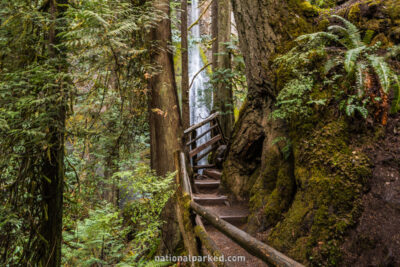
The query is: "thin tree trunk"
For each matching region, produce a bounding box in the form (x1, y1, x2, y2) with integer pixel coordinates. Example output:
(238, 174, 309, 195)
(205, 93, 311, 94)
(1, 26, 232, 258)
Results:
(181, 0, 190, 130)
(211, 0, 218, 72)
(38, 0, 68, 266)
(214, 0, 233, 138)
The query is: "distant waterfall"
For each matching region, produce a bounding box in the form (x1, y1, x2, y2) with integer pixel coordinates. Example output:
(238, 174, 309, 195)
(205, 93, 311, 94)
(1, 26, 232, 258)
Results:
(189, 0, 211, 167)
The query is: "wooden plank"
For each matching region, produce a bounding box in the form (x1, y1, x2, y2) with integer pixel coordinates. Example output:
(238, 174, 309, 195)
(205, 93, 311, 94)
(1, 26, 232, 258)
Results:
(189, 134, 222, 158)
(186, 124, 218, 146)
(184, 112, 219, 134)
(193, 147, 216, 164)
(193, 164, 215, 170)
(191, 201, 305, 267)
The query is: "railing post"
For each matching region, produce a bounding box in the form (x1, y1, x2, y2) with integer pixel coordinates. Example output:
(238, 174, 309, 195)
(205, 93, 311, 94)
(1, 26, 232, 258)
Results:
(174, 151, 200, 266)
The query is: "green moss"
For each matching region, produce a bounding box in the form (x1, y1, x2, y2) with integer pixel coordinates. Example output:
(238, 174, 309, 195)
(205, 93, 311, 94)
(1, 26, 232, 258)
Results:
(348, 3, 361, 22)
(199, 46, 212, 76)
(264, 119, 371, 265)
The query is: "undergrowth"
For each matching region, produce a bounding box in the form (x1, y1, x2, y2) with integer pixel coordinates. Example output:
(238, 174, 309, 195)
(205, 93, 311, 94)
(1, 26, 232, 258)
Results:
(62, 164, 175, 266)
(272, 15, 400, 124)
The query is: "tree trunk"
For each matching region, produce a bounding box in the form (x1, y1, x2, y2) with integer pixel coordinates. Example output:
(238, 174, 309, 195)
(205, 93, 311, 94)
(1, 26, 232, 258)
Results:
(147, 0, 185, 255)
(38, 0, 68, 266)
(148, 1, 183, 176)
(211, 0, 218, 72)
(213, 0, 234, 138)
(223, 0, 313, 199)
(181, 0, 190, 130)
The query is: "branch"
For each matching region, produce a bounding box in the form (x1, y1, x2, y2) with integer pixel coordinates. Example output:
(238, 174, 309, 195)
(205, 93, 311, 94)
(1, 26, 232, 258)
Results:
(188, 0, 213, 32)
(189, 63, 212, 90)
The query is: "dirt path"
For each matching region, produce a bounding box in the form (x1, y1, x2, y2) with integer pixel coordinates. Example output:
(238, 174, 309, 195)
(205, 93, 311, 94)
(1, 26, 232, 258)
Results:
(193, 169, 268, 266)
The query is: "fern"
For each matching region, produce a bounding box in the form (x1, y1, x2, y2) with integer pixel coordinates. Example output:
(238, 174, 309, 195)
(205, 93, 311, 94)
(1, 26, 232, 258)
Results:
(391, 75, 400, 113)
(368, 55, 392, 94)
(295, 31, 339, 45)
(331, 15, 361, 48)
(355, 63, 366, 98)
(344, 46, 366, 73)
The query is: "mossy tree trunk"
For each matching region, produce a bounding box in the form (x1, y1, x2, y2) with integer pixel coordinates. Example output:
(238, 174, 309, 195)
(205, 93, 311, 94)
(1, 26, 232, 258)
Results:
(224, 0, 313, 199)
(181, 0, 190, 130)
(213, 0, 234, 138)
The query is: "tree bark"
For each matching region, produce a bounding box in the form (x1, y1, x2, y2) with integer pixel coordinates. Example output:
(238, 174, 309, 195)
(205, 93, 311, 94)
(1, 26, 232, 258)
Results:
(214, 0, 234, 138)
(38, 0, 68, 266)
(211, 0, 218, 72)
(148, 1, 183, 176)
(181, 0, 190, 130)
(147, 0, 184, 255)
(223, 0, 313, 199)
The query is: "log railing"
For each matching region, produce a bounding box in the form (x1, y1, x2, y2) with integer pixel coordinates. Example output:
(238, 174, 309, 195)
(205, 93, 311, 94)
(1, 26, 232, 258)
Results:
(176, 150, 304, 267)
(175, 112, 305, 267)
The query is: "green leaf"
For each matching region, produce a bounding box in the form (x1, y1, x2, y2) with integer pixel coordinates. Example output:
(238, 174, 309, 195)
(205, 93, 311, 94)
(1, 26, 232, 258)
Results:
(368, 55, 391, 94)
(391, 75, 400, 113)
(344, 46, 365, 74)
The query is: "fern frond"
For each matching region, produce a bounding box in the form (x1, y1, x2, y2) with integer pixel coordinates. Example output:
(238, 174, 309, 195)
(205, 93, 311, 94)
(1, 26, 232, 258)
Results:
(331, 15, 361, 48)
(368, 55, 392, 94)
(295, 32, 339, 44)
(355, 63, 366, 98)
(344, 46, 366, 74)
(391, 75, 400, 113)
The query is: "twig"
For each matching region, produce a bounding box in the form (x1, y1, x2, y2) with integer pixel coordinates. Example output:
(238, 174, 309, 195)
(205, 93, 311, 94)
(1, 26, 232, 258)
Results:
(188, 0, 213, 32)
(189, 63, 212, 89)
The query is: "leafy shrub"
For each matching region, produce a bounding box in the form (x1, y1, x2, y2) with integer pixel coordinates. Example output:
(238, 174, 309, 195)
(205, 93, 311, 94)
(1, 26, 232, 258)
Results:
(62, 164, 175, 266)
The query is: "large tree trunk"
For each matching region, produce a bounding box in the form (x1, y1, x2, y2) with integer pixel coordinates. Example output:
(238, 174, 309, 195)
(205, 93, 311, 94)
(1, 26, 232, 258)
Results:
(147, 0, 186, 255)
(224, 0, 313, 199)
(148, 1, 183, 176)
(214, 0, 234, 138)
(38, 0, 68, 265)
(181, 0, 190, 129)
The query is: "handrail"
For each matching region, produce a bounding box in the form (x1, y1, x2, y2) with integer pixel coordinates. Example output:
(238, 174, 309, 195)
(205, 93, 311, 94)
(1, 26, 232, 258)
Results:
(184, 112, 219, 134)
(190, 201, 305, 267)
(179, 151, 193, 198)
(177, 150, 304, 267)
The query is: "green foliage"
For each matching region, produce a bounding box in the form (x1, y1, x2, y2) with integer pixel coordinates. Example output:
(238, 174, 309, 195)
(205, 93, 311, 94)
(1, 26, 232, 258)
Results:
(273, 15, 400, 123)
(271, 76, 320, 121)
(62, 165, 174, 266)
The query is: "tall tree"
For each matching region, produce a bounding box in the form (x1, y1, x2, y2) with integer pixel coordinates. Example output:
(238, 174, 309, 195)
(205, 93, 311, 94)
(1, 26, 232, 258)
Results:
(213, 0, 234, 138)
(148, 1, 183, 176)
(181, 0, 190, 129)
(211, 0, 218, 72)
(37, 0, 68, 265)
(147, 0, 186, 255)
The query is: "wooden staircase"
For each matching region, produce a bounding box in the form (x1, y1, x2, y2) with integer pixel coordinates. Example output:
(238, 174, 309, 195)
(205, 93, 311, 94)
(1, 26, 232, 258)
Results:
(179, 112, 304, 267)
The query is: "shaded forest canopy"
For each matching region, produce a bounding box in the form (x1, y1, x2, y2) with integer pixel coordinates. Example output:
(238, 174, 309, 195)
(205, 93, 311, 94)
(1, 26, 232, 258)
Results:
(0, 0, 399, 266)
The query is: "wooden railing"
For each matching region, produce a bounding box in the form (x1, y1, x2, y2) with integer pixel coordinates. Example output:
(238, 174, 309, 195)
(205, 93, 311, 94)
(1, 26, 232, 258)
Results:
(176, 150, 304, 267)
(183, 112, 226, 167)
(175, 112, 305, 267)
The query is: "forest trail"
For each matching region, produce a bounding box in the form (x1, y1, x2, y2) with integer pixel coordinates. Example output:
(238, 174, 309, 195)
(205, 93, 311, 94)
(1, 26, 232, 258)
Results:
(193, 168, 268, 266)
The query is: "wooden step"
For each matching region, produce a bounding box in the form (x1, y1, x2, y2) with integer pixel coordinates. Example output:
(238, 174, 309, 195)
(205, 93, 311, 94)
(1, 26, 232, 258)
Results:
(194, 179, 220, 189)
(203, 169, 222, 180)
(193, 164, 215, 170)
(193, 194, 228, 205)
(203, 214, 247, 225)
